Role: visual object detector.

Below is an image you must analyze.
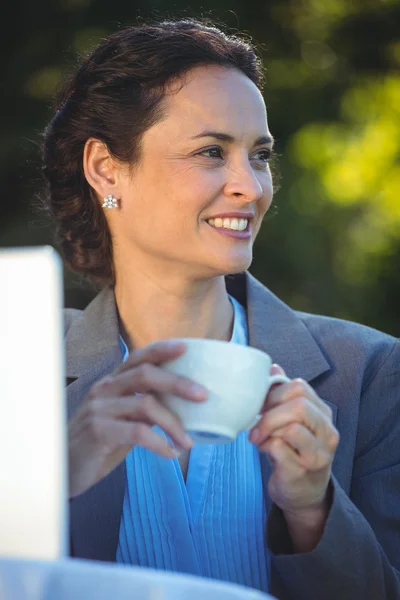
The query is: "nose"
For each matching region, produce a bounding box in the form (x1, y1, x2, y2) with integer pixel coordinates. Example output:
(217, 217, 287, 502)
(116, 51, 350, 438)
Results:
(223, 157, 265, 203)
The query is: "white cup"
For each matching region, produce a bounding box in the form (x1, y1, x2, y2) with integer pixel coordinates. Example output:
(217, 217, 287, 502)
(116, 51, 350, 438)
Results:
(160, 338, 289, 444)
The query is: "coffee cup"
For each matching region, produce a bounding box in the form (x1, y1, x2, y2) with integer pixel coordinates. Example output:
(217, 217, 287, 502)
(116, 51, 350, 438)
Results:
(160, 338, 289, 444)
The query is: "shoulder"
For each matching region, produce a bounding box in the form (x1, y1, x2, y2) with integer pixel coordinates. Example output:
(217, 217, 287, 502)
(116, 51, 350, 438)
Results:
(296, 309, 397, 348)
(295, 310, 399, 386)
(244, 271, 398, 378)
(244, 271, 398, 389)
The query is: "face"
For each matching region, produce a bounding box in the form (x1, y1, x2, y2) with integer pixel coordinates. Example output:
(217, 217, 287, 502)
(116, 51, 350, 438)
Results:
(113, 65, 274, 279)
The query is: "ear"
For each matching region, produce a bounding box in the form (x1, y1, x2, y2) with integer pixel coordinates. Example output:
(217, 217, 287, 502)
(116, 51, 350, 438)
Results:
(83, 138, 121, 202)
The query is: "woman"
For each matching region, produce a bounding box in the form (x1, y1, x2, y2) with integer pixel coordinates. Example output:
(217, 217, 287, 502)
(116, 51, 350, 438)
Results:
(42, 19, 400, 600)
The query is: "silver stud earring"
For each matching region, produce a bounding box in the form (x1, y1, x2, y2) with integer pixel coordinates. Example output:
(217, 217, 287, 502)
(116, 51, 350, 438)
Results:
(102, 194, 118, 209)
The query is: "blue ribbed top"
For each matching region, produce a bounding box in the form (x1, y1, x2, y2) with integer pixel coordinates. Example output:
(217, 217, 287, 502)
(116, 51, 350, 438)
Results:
(116, 296, 268, 592)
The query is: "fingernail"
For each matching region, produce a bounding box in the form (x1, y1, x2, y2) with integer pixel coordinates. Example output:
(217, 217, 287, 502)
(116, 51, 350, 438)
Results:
(270, 363, 284, 375)
(190, 383, 208, 400)
(168, 447, 180, 458)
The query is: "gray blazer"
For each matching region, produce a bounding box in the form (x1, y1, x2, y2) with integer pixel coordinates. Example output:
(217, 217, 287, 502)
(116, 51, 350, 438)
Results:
(65, 272, 400, 600)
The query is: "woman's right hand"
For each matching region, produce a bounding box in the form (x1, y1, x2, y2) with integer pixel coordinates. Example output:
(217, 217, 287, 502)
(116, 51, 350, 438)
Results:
(68, 340, 207, 499)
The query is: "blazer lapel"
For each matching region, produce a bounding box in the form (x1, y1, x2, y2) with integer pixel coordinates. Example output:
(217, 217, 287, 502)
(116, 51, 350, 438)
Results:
(228, 272, 332, 514)
(66, 287, 126, 561)
(237, 272, 331, 382)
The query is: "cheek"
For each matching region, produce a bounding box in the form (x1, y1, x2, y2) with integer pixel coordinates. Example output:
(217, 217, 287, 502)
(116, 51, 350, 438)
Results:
(260, 175, 274, 212)
(159, 163, 221, 202)
(170, 171, 224, 215)
(178, 166, 223, 190)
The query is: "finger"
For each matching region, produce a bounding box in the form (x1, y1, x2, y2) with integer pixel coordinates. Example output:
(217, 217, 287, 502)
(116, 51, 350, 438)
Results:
(90, 363, 208, 403)
(249, 397, 327, 444)
(269, 423, 332, 471)
(260, 436, 305, 479)
(273, 420, 339, 458)
(265, 363, 289, 398)
(270, 363, 286, 376)
(117, 340, 187, 374)
(82, 395, 194, 449)
(91, 417, 179, 459)
(265, 377, 332, 419)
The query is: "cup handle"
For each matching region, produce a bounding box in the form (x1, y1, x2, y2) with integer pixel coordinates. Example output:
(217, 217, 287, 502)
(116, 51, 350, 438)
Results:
(268, 373, 291, 388)
(243, 374, 291, 431)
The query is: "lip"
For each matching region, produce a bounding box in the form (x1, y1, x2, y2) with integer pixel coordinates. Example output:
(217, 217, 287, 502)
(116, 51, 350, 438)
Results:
(206, 212, 255, 220)
(205, 219, 252, 240)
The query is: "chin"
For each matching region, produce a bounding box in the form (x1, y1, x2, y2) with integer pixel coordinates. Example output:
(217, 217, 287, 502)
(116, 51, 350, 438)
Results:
(209, 253, 253, 277)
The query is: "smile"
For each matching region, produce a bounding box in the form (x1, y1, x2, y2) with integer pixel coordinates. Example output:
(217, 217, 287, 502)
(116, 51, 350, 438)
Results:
(207, 217, 248, 231)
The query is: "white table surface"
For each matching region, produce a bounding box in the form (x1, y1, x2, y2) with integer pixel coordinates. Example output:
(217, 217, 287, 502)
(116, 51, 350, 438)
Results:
(0, 557, 277, 600)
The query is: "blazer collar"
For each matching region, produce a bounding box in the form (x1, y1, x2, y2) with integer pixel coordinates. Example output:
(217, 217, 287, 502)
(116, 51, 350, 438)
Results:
(228, 272, 330, 382)
(66, 285, 121, 381)
(66, 272, 330, 384)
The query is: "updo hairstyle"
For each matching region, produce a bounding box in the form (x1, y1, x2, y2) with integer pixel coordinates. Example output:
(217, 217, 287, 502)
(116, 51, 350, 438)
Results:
(41, 19, 264, 286)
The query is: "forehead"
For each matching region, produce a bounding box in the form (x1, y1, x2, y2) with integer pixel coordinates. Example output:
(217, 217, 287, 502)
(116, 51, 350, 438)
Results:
(160, 65, 269, 137)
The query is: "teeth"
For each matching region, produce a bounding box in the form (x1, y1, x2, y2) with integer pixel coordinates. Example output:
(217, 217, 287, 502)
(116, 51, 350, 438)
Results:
(208, 218, 248, 231)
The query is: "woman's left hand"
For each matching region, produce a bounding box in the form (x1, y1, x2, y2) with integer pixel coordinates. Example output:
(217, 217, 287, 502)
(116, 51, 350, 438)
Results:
(249, 364, 340, 551)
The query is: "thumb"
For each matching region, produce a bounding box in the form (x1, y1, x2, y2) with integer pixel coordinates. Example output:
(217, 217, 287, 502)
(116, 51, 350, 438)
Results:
(270, 363, 286, 376)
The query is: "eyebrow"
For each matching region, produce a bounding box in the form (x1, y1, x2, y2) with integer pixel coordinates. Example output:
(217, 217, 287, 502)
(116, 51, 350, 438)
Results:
(191, 131, 274, 146)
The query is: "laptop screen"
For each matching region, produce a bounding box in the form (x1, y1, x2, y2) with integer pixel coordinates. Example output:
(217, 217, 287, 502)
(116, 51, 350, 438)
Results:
(0, 246, 68, 559)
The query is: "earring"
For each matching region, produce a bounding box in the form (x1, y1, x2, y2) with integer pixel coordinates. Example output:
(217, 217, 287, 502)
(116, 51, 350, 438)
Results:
(102, 194, 118, 209)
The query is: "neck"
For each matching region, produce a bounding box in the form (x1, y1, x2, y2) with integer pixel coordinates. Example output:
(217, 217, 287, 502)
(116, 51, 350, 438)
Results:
(114, 263, 234, 350)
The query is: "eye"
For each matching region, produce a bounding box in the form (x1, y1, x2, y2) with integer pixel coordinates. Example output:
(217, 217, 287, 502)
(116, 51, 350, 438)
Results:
(197, 146, 223, 159)
(252, 148, 272, 162)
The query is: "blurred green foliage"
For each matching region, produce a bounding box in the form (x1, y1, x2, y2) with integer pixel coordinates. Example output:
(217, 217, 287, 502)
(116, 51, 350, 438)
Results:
(2, 0, 400, 334)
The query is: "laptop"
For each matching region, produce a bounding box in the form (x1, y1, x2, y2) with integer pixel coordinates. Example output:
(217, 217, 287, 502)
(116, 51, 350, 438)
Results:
(0, 246, 68, 559)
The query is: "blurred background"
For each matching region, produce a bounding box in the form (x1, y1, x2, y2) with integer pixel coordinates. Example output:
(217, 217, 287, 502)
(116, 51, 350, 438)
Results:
(2, 0, 400, 335)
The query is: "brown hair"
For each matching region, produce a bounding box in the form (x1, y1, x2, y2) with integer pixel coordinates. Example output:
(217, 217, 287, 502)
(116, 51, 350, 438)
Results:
(41, 18, 264, 286)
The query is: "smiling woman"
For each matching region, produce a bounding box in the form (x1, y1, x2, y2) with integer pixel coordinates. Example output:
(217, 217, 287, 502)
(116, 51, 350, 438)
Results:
(39, 18, 400, 600)
(83, 64, 273, 296)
